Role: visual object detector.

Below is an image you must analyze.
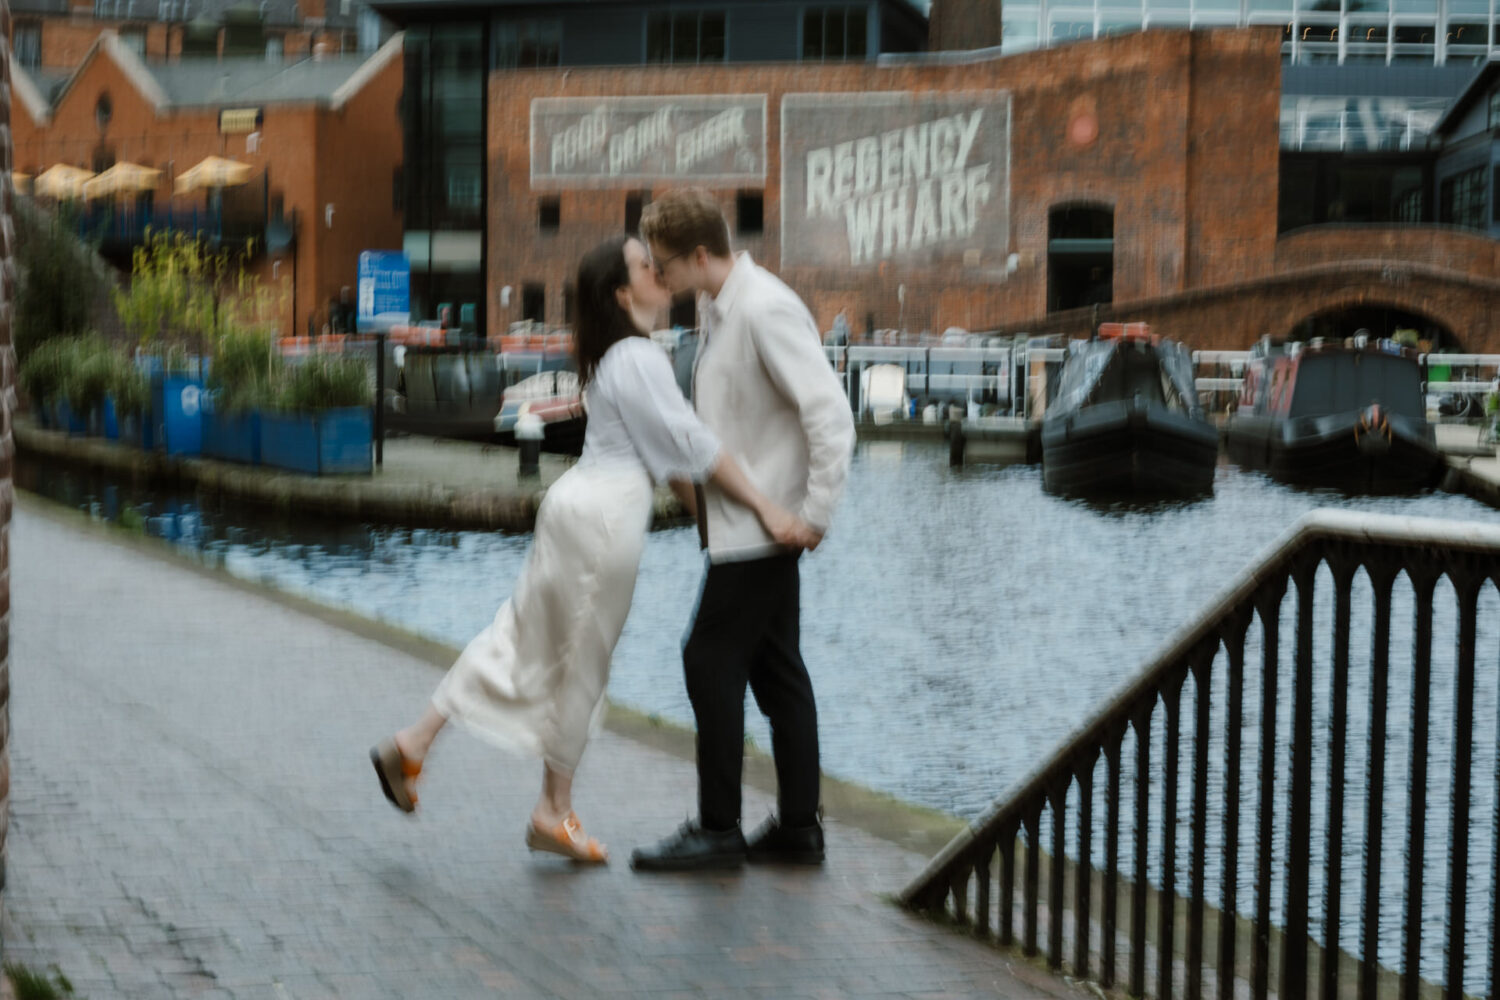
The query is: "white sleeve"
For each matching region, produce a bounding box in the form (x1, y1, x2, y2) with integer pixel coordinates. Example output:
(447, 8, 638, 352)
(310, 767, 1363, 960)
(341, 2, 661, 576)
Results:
(748, 296, 855, 532)
(612, 338, 722, 484)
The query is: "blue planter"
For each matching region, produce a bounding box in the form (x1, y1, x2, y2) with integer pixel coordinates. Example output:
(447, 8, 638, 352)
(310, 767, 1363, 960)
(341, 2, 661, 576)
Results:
(261, 407, 372, 475)
(202, 406, 261, 465)
(103, 398, 120, 440)
(150, 375, 205, 456)
(56, 400, 88, 435)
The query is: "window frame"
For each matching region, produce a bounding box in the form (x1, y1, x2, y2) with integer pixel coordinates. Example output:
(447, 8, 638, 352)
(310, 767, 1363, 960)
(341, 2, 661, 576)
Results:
(801, 5, 869, 61)
(646, 10, 727, 65)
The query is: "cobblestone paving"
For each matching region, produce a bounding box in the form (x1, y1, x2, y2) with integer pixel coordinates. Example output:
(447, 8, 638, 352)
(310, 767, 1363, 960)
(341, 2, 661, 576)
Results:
(5, 503, 1088, 1000)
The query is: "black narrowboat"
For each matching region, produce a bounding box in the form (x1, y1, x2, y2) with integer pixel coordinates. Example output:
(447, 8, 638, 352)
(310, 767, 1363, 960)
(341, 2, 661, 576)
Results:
(1223, 336, 1441, 492)
(1041, 326, 1219, 496)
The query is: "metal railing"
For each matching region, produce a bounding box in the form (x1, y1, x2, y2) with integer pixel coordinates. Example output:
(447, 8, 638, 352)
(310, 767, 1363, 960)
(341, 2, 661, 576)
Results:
(901, 510, 1500, 1000)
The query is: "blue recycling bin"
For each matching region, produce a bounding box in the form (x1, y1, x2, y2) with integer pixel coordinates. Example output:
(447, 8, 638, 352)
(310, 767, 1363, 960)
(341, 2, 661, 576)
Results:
(151, 375, 205, 456)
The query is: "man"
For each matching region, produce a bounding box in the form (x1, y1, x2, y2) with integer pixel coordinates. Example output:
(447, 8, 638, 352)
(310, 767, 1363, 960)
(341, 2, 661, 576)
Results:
(630, 189, 856, 872)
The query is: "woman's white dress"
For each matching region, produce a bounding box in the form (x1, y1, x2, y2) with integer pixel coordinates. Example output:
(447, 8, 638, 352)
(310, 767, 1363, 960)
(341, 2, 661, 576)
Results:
(430, 336, 720, 773)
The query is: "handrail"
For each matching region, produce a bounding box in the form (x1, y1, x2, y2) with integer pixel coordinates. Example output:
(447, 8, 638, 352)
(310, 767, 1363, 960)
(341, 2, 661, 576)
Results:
(902, 509, 1500, 1000)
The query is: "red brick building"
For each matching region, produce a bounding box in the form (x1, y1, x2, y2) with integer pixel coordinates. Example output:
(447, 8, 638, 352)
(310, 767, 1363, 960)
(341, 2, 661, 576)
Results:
(490, 27, 1499, 350)
(12, 29, 404, 336)
(360, 0, 1500, 351)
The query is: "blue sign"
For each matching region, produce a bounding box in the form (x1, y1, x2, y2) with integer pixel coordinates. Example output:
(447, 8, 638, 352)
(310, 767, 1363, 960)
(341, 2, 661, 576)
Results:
(357, 251, 410, 332)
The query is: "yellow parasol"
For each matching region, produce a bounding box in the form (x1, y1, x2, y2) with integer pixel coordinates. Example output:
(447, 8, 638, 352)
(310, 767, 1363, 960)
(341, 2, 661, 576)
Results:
(10, 171, 32, 195)
(83, 161, 163, 200)
(33, 164, 95, 200)
(173, 156, 254, 195)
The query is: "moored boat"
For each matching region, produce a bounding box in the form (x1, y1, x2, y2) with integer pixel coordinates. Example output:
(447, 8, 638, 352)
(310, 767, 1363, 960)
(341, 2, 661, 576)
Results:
(1041, 325, 1218, 496)
(1223, 335, 1441, 492)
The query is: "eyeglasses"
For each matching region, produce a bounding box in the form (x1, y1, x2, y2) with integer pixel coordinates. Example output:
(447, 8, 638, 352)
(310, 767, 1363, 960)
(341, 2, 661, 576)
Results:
(652, 249, 690, 276)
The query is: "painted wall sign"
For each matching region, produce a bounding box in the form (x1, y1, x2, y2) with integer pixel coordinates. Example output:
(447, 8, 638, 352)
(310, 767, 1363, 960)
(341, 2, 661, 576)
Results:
(780, 92, 1011, 269)
(530, 95, 767, 188)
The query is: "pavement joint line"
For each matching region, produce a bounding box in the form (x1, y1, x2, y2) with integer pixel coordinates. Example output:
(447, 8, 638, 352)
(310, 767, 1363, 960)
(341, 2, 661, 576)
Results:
(15, 486, 971, 862)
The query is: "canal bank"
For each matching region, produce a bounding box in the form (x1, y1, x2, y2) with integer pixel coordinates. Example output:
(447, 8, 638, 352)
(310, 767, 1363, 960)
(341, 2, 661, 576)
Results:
(14, 416, 953, 531)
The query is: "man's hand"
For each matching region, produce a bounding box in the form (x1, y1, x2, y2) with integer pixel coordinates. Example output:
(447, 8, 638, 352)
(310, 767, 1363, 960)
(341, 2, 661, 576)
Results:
(760, 505, 823, 551)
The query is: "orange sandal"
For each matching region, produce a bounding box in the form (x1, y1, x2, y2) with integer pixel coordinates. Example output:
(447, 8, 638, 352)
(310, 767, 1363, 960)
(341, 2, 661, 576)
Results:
(370, 737, 421, 813)
(525, 812, 608, 863)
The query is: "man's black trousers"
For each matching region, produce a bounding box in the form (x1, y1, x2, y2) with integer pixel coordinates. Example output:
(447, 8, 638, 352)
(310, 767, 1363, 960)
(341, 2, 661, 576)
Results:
(683, 552, 820, 831)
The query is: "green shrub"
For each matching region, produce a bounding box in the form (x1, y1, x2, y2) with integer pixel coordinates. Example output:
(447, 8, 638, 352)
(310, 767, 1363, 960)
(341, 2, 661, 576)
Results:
(19, 336, 77, 404)
(62, 340, 114, 414)
(14, 201, 104, 362)
(109, 354, 151, 417)
(271, 354, 372, 413)
(4, 961, 77, 999)
(208, 328, 281, 414)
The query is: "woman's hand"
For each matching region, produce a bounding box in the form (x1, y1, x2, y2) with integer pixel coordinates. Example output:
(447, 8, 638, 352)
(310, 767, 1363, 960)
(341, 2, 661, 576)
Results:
(758, 503, 822, 551)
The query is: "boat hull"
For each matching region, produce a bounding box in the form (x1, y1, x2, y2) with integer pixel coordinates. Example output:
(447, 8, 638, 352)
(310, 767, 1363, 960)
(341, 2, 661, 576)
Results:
(1042, 398, 1219, 496)
(1224, 412, 1441, 492)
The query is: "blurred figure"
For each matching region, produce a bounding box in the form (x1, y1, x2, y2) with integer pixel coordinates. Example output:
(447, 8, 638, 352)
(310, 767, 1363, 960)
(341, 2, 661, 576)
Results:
(371, 235, 815, 863)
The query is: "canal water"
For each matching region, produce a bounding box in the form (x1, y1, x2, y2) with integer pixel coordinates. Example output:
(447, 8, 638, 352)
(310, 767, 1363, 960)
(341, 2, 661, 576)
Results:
(19, 445, 1500, 991)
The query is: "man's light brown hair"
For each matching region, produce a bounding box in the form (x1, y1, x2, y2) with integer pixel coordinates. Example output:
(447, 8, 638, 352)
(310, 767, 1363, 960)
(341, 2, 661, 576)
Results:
(639, 188, 732, 259)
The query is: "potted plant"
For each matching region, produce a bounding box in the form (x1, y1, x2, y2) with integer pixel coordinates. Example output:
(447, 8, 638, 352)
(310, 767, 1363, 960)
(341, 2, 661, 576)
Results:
(105, 352, 153, 447)
(203, 327, 278, 465)
(62, 338, 114, 436)
(19, 336, 72, 429)
(259, 352, 374, 475)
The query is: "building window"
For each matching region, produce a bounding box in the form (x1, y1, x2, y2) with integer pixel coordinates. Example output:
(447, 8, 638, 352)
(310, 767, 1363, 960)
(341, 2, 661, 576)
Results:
(1489, 92, 1500, 131)
(538, 197, 560, 232)
(13, 23, 41, 68)
(494, 19, 560, 68)
(1439, 166, 1486, 230)
(120, 28, 147, 55)
(445, 163, 481, 213)
(95, 94, 113, 131)
(647, 11, 725, 64)
(736, 191, 763, 236)
(266, 34, 283, 60)
(1396, 186, 1423, 223)
(522, 283, 545, 324)
(1494, 166, 1500, 224)
(358, 6, 383, 51)
(803, 6, 868, 60)
(625, 191, 646, 234)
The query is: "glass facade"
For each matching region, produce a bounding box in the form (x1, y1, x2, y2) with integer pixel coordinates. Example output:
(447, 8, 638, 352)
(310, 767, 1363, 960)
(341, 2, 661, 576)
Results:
(401, 24, 486, 332)
(1002, 0, 1497, 67)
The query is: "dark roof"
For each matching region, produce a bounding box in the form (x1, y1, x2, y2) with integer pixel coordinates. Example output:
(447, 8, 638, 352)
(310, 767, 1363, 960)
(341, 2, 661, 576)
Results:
(30, 68, 73, 103)
(1432, 56, 1500, 136)
(146, 53, 373, 105)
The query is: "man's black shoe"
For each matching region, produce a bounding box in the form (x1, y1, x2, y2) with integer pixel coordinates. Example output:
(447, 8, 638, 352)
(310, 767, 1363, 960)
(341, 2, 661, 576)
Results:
(745, 815, 825, 865)
(630, 819, 747, 872)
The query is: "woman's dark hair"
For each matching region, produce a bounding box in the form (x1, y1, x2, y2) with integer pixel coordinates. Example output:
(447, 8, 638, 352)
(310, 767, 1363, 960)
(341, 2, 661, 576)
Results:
(574, 235, 645, 390)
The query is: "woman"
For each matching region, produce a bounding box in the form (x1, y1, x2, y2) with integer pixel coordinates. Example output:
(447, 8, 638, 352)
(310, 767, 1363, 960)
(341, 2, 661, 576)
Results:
(371, 235, 809, 863)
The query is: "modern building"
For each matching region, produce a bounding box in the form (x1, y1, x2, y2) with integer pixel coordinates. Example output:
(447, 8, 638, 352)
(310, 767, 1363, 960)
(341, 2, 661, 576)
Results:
(367, 0, 1498, 351)
(12, 30, 407, 338)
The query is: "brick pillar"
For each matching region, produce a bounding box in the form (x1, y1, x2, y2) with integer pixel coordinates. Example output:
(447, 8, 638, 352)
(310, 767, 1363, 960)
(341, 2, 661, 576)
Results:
(928, 0, 1004, 51)
(0, 0, 14, 949)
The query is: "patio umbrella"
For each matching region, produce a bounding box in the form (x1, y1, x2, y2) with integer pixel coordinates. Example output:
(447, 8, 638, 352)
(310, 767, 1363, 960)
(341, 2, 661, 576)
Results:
(10, 172, 31, 195)
(173, 156, 253, 195)
(83, 161, 163, 200)
(33, 164, 95, 200)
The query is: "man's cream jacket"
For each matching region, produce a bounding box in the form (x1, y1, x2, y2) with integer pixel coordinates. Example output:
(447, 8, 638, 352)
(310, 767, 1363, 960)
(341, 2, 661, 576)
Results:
(692, 252, 856, 563)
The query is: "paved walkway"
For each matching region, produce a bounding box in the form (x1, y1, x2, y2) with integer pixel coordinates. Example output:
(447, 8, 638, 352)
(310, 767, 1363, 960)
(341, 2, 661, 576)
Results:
(4, 499, 1086, 1000)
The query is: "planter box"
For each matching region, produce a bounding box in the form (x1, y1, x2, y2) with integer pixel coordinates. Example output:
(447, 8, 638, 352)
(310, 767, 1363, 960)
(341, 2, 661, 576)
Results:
(56, 400, 88, 435)
(103, 398, 120, 439)
(260, 407, 372, 475)
(150, 375, 205, 456)
(202, 406, 261, 465)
